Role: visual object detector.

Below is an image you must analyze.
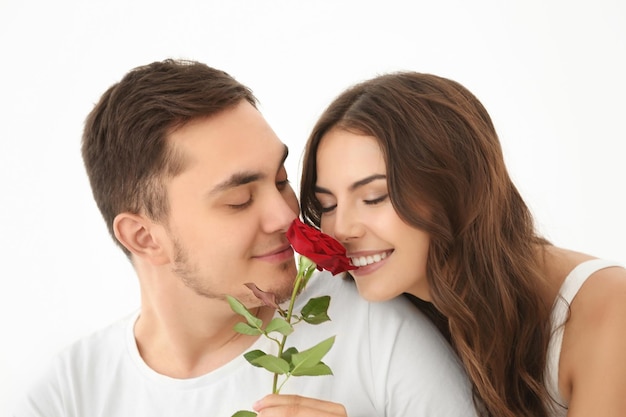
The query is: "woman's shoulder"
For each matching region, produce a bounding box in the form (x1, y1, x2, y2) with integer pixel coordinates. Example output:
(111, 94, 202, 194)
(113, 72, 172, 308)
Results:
(543, 246, 624, 300)
(551, 247, 626, 305)
(554, 248, 626, 408)
(567, 254, 626, 326)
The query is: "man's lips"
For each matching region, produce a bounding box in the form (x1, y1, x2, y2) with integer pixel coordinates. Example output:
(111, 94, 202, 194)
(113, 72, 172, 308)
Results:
(253, 244, 294, 262)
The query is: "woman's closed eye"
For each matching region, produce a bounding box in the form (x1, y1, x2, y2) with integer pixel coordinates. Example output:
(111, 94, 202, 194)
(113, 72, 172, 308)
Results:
(364, 194, 388, 205)
(320, 203, 336, 213)
(317, 193, 388, 214)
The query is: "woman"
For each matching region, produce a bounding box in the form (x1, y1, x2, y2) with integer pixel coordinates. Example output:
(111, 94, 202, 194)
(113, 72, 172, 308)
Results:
(297, 72, 626, 416)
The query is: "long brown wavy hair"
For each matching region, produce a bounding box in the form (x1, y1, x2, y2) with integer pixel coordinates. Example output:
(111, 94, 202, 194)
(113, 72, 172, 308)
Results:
(300, 72, 553, 417)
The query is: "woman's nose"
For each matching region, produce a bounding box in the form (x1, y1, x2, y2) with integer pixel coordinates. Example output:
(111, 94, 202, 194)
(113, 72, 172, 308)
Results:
(331, 205, 364, 243)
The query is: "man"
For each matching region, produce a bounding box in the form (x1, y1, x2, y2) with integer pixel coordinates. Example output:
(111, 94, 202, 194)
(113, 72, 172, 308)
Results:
(14, 59, 476, 416)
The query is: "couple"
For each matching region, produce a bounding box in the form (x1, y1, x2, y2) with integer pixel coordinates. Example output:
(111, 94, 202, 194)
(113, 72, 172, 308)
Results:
(15, 59, 626, 417)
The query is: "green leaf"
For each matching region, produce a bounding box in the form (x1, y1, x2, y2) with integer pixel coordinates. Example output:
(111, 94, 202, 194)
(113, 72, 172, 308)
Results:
(233, 322, 263, 336)
(243, 349, 266, 367)
(226, 295, 263, 329)
(232, 411, 257, 417)
(291, 336, 335, 371)
(251, 354, 290, 374)
(291, 361, 334, 376)
(265, 317, 294, 336)
(301, 296, 331, 324)
(281, 346, 298, 365)
(226, 295, 249, 316)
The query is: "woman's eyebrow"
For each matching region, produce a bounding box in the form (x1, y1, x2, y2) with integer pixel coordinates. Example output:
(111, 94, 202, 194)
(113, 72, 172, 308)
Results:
(315, 174, 386, 194)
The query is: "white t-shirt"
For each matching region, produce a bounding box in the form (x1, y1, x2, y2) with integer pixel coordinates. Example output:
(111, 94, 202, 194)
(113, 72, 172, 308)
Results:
(14, 271, 476, 417)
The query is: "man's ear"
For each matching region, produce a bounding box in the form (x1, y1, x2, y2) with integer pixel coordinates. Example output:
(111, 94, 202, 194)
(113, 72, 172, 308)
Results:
(113, 213, 170, 265)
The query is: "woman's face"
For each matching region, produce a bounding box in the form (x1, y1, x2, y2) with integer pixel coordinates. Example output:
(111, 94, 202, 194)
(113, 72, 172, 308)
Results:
(314, 128, 432, 301)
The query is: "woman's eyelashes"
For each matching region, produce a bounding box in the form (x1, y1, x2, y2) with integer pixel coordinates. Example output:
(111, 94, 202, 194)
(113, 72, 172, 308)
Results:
(364, 194, 389, 205)
(317, 193, 389, 214)
(320, 203, 336, 213)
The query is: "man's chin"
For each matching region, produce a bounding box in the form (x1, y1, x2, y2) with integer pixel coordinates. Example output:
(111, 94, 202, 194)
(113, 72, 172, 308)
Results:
(236, 264, 297, 306)
(263, 284, 294, 305)
(230, 283, 293, 308)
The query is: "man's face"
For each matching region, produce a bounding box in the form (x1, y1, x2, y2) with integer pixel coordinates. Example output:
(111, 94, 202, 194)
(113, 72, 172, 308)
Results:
(161, 101, 299, 306)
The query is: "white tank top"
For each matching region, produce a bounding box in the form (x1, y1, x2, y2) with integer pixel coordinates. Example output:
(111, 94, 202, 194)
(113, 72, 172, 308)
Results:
(545, 258, 623, 416)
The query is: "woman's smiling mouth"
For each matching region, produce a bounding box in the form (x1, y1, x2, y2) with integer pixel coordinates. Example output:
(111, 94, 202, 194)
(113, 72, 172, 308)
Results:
(350, 250, 393, 267)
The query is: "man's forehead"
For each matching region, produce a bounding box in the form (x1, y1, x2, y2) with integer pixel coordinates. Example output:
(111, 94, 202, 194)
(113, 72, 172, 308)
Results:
(166, 137, 288, 194)
(164, 103, 287, 182)
(208, 143, 289, 192)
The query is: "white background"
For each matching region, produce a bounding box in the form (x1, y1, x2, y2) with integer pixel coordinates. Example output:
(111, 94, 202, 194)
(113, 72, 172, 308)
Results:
(1, 0, 624, 413)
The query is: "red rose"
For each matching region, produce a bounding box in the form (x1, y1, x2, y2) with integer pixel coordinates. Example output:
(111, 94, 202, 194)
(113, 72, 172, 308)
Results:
(286, 219, 356, 275)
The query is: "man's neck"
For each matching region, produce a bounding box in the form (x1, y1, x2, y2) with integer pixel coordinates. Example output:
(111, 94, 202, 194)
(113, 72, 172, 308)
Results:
(134, 299, 275, 379)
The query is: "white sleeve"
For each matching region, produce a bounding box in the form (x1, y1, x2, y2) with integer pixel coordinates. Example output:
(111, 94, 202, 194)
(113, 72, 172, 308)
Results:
(13, 359, 66, 417)
(368, 297, 477, 417)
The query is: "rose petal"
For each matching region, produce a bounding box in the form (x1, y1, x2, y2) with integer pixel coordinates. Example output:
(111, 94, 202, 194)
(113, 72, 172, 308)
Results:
(286, 219, 357, 275)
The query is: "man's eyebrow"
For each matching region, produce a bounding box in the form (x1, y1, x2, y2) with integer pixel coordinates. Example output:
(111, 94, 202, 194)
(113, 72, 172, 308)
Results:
(209, 172, 262, 196)
(315, 174, 386, 194)
(209, 145, 289, 196)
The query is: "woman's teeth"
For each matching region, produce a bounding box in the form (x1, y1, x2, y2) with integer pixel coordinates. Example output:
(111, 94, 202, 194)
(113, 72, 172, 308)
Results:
(350, 251, 389, 267)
